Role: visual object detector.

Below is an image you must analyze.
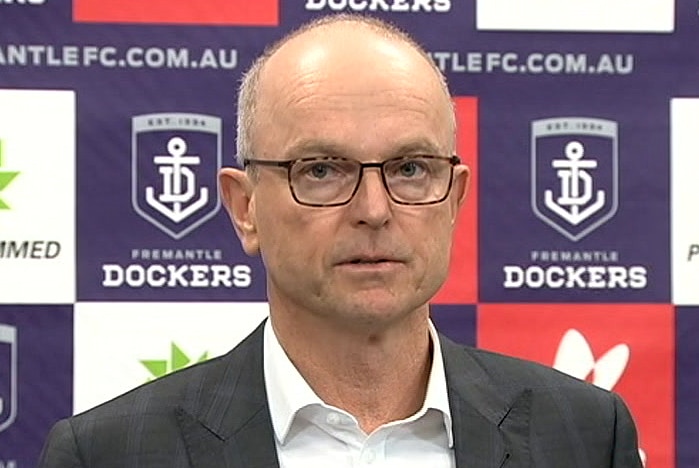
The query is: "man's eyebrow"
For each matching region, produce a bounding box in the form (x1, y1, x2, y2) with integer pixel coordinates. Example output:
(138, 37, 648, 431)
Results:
(283, 139, 446, 160)
(389, 140, 444, 157)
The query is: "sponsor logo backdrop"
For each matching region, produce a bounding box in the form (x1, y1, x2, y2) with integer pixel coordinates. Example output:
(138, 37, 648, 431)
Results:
(0, 1, 694, 466)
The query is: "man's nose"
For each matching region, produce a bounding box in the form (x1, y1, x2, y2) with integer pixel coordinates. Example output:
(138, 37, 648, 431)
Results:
(348, 167, 392, 228)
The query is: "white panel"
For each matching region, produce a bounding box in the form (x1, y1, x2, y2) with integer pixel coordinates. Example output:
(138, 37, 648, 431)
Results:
(671, 98, 699, 305)
(0, 89, 76, 304)
(477, 0, 674, 33)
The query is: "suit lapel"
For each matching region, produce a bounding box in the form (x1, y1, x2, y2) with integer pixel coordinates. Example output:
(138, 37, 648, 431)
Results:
(176, 321, 280, 468)
(441, 336, 532, 468)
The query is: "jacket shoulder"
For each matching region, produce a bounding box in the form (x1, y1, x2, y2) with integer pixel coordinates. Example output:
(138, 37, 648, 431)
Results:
(468, 345, 591, 387)
(442, 336, 617, 402)
(440, 338, 642, 466)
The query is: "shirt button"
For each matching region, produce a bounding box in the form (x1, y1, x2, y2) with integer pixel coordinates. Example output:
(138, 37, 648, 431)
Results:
(363, 449, 376, 464)
(326, 412, 341, 425)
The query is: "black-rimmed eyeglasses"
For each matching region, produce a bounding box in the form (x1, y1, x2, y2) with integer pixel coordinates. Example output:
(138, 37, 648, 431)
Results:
(243, 155, 460, 207)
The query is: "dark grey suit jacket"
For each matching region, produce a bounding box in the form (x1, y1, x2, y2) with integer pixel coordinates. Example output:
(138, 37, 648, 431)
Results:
(38, 321, 643, 467)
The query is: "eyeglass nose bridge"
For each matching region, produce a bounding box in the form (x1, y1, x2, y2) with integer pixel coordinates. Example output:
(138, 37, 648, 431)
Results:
(349, 161, 394, 204)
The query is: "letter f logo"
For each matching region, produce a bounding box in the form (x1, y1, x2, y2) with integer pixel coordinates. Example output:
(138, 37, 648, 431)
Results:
(553, 328, 629, 390)
(0, 140, 19, 210)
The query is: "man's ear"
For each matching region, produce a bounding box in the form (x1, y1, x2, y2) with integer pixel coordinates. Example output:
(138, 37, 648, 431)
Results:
(450, 164, 470, 225)
(219, 167, 260, 256)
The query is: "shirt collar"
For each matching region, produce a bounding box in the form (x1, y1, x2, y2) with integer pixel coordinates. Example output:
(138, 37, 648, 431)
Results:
(263, 318, 454, 447)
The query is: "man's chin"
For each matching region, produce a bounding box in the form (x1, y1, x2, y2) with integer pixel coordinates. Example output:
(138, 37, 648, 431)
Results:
(325, 293, 427, 328)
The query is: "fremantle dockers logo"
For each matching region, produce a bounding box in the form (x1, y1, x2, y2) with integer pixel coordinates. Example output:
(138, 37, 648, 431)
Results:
(0, 323, 17, 433)
(132, 113, 222, 239)
(531, 117, 618, 242)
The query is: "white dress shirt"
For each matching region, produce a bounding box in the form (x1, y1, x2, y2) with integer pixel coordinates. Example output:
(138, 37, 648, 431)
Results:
(263, 319, 456, 468)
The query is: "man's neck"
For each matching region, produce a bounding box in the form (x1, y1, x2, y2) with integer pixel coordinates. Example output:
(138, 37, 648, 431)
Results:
(270, 308, 432, 434)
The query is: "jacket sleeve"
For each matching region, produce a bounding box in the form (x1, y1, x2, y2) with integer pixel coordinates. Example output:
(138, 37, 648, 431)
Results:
(611, 392, 644, 468)
(36, 419, 85, 468)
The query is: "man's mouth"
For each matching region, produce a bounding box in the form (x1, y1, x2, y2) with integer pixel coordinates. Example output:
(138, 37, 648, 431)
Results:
(347, 258, 392, 264)
(337, 255, 405, 268)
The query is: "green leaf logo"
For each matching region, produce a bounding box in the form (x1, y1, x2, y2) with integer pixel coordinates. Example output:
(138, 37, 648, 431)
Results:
(0, 139, 19, 210)
(140, 342, 209, 381)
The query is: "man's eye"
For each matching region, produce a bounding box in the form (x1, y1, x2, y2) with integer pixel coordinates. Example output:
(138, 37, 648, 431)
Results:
(309, 163, 332, 179)
(298, 162, 344, 180)
(397, 161, 426, 177)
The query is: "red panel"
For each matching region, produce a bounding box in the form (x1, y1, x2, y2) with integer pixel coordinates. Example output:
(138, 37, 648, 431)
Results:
(74, 0, 279, 26)
(433, 97, 478, 304)
(478, 303, 675, 468)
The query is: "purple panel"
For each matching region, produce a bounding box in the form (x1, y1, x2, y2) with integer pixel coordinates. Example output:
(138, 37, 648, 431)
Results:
(677, 307, 699, 468)
(478, 92, 670, 302)
(0, 305, 73, 466)
(430, 304, 476, 347)
(76, 83, 268, 302)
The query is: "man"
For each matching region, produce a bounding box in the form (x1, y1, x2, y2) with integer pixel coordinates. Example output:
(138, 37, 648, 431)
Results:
(39, 14, 643, 467)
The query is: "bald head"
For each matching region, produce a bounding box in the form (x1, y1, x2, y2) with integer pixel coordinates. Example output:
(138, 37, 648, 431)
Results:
(235, 15, 455, 166)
